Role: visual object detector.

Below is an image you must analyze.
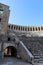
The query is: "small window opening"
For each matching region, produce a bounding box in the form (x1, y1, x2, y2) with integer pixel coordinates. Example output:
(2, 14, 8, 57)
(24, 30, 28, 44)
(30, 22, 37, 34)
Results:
(0, 18, 1, 22)
(8, 37, 11, 41)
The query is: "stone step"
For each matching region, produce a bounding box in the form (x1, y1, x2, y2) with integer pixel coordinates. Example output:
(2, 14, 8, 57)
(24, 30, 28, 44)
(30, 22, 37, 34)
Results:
(34, 55, 40, 60)
(34, 54, 43, 58)
(33, 54, 43, 63)
(33, 57, 43, 63)
(38, 60, 43, 63)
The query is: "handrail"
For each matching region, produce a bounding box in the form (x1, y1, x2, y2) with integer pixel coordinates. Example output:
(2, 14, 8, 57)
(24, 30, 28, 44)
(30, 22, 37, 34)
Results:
(9, 32, 34, 59)
(19, 41, 34, 58)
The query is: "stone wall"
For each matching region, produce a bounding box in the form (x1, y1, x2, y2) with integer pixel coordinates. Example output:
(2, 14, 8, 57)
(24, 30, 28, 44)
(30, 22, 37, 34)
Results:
(0, 3, 10, 35)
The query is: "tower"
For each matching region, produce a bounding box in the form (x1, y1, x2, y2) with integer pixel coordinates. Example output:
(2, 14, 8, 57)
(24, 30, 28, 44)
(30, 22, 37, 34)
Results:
(0, 3, 10, 35)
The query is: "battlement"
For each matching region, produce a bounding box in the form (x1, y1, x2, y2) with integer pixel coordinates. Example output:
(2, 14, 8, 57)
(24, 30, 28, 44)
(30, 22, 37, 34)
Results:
(0, 3, 43, 36)
(8, 24, 43, 32)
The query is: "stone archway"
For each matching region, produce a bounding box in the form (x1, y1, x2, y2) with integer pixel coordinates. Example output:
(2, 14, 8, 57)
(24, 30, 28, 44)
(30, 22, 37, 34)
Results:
(4, 46, 17, 57)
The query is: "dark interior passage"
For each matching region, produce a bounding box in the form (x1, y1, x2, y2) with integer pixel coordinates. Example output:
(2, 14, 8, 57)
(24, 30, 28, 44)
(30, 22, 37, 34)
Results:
(4, 46, 17, 57)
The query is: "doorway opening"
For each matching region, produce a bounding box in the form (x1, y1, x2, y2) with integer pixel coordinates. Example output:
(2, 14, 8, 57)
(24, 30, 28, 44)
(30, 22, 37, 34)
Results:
(4, 46, 17, 57)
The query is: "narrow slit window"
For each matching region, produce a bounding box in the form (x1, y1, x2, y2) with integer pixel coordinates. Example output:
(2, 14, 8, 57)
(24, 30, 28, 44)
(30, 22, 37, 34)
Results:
(8, 37, 11, 41)
(0, 18, 1, 22)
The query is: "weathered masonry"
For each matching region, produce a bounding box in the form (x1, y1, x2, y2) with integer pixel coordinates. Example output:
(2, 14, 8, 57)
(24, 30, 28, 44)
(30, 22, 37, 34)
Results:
(0, 3, 10, 35)
(0, 3, 43, 64)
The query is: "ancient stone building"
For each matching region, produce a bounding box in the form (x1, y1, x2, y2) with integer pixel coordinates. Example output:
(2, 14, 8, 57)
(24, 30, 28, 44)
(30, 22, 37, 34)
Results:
(0, 3, 43, 63)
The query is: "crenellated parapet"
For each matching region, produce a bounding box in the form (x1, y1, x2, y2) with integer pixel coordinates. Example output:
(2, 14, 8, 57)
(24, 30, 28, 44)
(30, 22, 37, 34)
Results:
(8, 24, 43, 32)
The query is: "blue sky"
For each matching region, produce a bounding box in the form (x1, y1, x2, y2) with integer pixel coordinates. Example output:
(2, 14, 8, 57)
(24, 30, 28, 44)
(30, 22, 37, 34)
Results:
(0, 0, 43, 26)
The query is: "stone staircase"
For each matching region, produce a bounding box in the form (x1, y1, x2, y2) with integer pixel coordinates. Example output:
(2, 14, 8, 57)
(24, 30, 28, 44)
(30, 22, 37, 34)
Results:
(32, 54, 43, 63)
(17, 36, 43, 63)
(11, 33, 43, 63)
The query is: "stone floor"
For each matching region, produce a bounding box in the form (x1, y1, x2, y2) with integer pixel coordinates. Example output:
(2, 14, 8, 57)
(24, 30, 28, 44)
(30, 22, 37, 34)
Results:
(0, 57, 32, 65)
(0, 57, 43, 65)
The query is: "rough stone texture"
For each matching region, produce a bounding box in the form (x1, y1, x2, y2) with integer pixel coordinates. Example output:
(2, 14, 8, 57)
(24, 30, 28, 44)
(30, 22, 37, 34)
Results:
(0, 3, 43, 64)
(0, 3, 10, 35)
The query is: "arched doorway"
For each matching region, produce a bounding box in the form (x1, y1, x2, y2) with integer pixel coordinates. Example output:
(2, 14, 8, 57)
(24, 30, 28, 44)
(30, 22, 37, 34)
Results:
(4, 46, 17, 57)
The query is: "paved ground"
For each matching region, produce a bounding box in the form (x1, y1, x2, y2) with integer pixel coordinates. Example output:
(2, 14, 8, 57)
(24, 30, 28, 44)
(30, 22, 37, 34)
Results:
(0, 57, 32, 65)
(0, 57, 43, 65)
